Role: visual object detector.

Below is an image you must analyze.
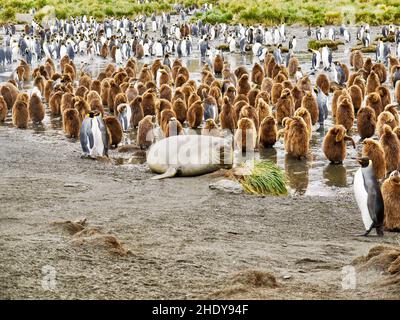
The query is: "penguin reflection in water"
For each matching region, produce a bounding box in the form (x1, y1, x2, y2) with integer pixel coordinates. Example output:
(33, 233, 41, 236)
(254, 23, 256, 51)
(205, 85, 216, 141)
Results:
(80, 111, 109, 158)
(353, 157, 384, 236)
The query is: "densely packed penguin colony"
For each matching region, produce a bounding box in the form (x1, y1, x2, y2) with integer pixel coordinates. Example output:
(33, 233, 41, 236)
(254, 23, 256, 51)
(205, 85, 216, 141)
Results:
(0, 3, 400, 235)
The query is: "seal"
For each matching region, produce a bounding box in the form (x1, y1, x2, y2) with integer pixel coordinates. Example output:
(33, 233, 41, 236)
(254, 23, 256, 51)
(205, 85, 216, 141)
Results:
(147, 135, 232, 179)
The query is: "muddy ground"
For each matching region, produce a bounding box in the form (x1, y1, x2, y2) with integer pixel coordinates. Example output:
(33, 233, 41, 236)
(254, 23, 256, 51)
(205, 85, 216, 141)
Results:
(0, 126, 399, 300)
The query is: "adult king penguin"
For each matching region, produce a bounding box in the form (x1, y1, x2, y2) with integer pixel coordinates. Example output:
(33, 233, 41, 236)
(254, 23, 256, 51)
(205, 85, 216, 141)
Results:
(353, 157, 384, 236)
(80, 111, 109, 158)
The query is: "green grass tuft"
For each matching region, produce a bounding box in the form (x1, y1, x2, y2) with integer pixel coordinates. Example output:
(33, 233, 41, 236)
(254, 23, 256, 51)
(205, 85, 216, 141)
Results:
(240, 161, 288, 196)
(308, 40, 344, 51)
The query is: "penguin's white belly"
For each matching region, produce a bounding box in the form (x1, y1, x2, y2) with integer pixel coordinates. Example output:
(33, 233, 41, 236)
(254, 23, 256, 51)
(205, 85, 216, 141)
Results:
(353, 169, 374, 230)
(91, 119, 104, 156)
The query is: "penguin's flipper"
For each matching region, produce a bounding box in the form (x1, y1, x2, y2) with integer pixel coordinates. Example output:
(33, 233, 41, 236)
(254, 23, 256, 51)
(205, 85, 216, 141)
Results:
(151, 166, 178, 180)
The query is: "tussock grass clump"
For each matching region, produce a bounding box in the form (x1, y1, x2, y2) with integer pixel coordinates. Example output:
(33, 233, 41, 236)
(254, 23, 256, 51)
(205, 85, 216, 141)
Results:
(375, 35, 396, 43)
(308, 40, 344, 51)
(239, 161, 288, 196)
(351, 44, 376, 53)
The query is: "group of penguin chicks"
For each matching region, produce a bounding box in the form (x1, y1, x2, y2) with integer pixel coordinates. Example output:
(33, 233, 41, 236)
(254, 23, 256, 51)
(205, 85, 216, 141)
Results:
(1, 39, 400, 232)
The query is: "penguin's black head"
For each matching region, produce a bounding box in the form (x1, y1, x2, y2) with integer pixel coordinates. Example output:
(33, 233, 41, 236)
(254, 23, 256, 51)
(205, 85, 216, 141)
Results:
(357, 157, 371, 168)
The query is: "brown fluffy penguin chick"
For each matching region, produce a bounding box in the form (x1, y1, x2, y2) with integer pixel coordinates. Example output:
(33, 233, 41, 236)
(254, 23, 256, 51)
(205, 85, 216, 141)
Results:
(160, 83, 172, 102)
(291, 85, 304, 110)
(28, 92, 45, 123)
(129, 96, 143, 128)
(276, 89, 295, 125)
(137, 115, 156, 149)
(372, 63, 387, 84)
(258, 116, 277, 148)
(352, 50, 364, 71)
(281, 116, 309, 159)
(188, 92, 201, 109)
(251, 63, 264, 86)
(234, 117, 257, 152)
(366, 71, 381, 95)
(100, 79, 110, 107)
(322, 125, 356, 164)
(336, 98, 354, 132)
(156, 99, 173, 124)
(271, 82, 284, 106)
(239, 105, 259, 131)
(261, 77, 274, 92)
(288, 57, 299, 78)
(165, 117, 183, 137)
(237, 74, 251, 96)
(90, 99, 105, 116)
(381, 171, 400, 231)
(12, 100, 28, 129)
(297, 76, 312, 92)
(385, 104, 400, 127)
(61, 92, 76, 114)
(376, 85, 391, 109)
(0, 96, 7, 121)
(141, 91, 156, 116)
(294, 107, 312, 141)
(377, 111, 397, 137)
(348, 85, 363, 113)
(353, 76, 366, 98)
(256, 98, 272, 123)
(62, 108, 80, 138)
(247, 88, 260, 108)
(90, 80, 101, 95)
(316, 73, 330, 95)
(357, 106, 377, 139)
(187, 101, 204, 129)
(380, 125, 400, 174)
(201, 119, 220, 137)
(104, 116, 123, 148)
(366, 92, 383, 116)
(301, 91, 319, 125)
(49, 91, 63, 116)
(234, 66, 249, 80)
(172, 98, 187, 124)
(74, 97, 91, 121)
(214, 54, 224, 76)
(362, 138, 386, 180)
(220, 96, 236, 133)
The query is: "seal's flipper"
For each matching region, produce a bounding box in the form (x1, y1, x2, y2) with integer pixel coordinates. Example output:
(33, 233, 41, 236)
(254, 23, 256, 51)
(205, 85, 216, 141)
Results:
(151, 167, 178, 180)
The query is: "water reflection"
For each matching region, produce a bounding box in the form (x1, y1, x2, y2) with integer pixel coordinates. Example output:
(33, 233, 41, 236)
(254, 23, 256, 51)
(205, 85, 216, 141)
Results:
(284, 154, 309, 195)
(323, 164, 348, 187)
(259, 147, 278, 165)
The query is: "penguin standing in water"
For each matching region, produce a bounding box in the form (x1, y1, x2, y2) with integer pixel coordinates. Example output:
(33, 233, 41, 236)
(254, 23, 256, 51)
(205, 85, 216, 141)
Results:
(80, 111, 109, 158)
(316, 86, 328, 129)
(353, 157, 385, 236)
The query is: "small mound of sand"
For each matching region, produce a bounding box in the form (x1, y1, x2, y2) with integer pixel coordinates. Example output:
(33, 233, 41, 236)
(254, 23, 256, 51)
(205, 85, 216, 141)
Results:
(51, 218, 87, 235)
(209, 270, 279, 299)
(230, 270, 279, 288)
(353, 245, 400, 274)
(71, 227, 130, 256)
